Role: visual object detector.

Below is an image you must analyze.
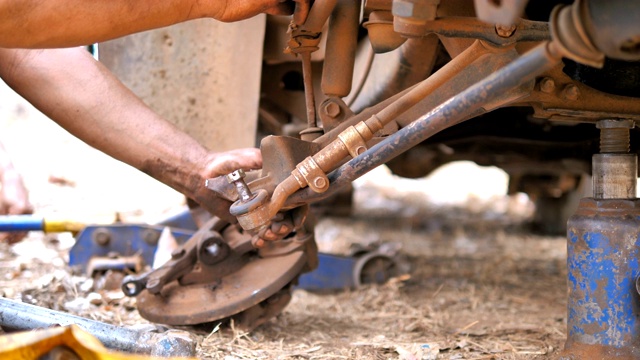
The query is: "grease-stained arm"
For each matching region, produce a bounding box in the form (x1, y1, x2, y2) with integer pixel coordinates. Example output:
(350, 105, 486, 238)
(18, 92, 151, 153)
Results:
(0, 47, 261, 219)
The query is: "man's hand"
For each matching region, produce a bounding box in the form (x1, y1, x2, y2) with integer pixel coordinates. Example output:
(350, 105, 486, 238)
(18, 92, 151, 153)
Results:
(189, 148, 262, 222)
(211, 0, 296, 22)
(201, 148, 262, 179)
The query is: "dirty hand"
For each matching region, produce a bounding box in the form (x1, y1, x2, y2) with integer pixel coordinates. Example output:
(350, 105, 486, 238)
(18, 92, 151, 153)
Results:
(201, 148, 262, 179)
(0, 170, 33, 244)
(191, 148, 262, 222)
(210, 0, 305, 22)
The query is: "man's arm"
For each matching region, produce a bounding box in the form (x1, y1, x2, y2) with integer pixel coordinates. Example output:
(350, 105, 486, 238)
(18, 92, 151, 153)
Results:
(0, 47, 261, 219)
(0, 0, 292, 48)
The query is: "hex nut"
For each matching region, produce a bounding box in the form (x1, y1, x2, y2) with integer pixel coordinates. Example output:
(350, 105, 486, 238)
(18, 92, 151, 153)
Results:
(393, 0, 416, 17)
(324, 102, 341, 118)
(226, 169, 246, 183)
(392, 0, 437, 19)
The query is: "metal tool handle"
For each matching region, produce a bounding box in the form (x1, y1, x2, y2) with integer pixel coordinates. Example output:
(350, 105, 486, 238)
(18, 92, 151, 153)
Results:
(122, 273, 149, 297)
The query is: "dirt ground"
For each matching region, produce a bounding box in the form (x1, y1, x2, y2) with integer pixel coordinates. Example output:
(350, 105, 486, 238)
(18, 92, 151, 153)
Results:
(0, 83, 568, 359)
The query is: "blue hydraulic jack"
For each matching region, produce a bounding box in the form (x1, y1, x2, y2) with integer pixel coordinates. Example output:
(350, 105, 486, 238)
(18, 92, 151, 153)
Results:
(562, 119, 640, 359)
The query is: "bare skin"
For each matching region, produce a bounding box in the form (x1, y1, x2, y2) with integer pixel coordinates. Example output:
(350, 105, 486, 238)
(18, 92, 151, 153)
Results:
(0, 0, 295, 48)
(0, 47, 261, 221)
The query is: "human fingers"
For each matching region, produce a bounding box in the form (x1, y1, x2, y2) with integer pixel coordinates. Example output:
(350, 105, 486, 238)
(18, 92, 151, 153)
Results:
(204, 148, 262, 178)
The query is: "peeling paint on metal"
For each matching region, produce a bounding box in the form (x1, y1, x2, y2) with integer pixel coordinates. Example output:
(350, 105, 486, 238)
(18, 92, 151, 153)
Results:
(565, 198, 640, 357)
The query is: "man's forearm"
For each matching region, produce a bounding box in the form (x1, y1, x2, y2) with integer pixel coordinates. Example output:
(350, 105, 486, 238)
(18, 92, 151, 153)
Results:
(0, 0, 289, 48)
(0, 47, 211, 199)
(0, 0, 209, 48)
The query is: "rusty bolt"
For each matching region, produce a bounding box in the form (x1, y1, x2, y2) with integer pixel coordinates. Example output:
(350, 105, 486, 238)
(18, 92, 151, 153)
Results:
(226, 169, 246, 183)
(495, 24, 517, 38)
(562, 84, 580, 101)
(313, 177, 327, 189)
(92, 228, 111, 246)
(539, 77, 556, 93)
(227, 169, 253, 201)
(324, 102, 341, 118)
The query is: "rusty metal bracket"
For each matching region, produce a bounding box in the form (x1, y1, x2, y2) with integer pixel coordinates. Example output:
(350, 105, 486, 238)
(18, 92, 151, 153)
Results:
(337, 124, 371, 158)
(292, 156, 330, 193)
(394, 17, 550, 46)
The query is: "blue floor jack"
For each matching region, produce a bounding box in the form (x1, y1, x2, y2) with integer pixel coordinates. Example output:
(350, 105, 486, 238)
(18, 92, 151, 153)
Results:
(562, 119, 640, 359)
(63, 209, 407, 289)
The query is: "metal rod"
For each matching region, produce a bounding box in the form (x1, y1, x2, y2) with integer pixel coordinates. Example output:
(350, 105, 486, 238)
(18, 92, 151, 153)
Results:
(301, 51, 317, 128)
(301, 0, 339, 34)
(0, 297, 196, 356)
(287, 41, 562, 206)
(0, 297, 139, 351)
(314, 39, 491, 146)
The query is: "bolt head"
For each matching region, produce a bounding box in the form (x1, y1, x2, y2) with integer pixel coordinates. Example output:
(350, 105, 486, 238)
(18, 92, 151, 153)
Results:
(495, 24, 517, 38)
(324, 102, 341, 118)
(313, 177, 328, 189)
(562, 84, 580, 101)
(92, 228, 111, 246)
(226, 169, 246, 183)
(539, 77, 555, 93)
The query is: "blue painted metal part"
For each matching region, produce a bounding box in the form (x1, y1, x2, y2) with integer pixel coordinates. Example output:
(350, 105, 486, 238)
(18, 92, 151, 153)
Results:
(0, 215, 43, 231)
(564, 198, 640, 359)
(69, 224, 194, 272)
(297, 253, 357, 291)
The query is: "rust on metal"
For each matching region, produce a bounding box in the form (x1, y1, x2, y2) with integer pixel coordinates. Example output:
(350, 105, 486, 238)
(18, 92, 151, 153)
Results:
(315, 39, 501, 146)
(549, 0, 604, 68)
(133, 216, 316, 328)
(519, 66, 640, 122)
(137, 251, 307, 325)
(287, 41, 561, 206)
(363, 11, 407, 53)
(321, 0, 360, 97)
(393, 17, 549, 46)
(564, 199, 640, 359)
(392, 0, 439, 38)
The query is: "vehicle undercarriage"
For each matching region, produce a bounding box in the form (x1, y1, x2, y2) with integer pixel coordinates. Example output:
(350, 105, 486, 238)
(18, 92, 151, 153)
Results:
(101, 0, 640, 358)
